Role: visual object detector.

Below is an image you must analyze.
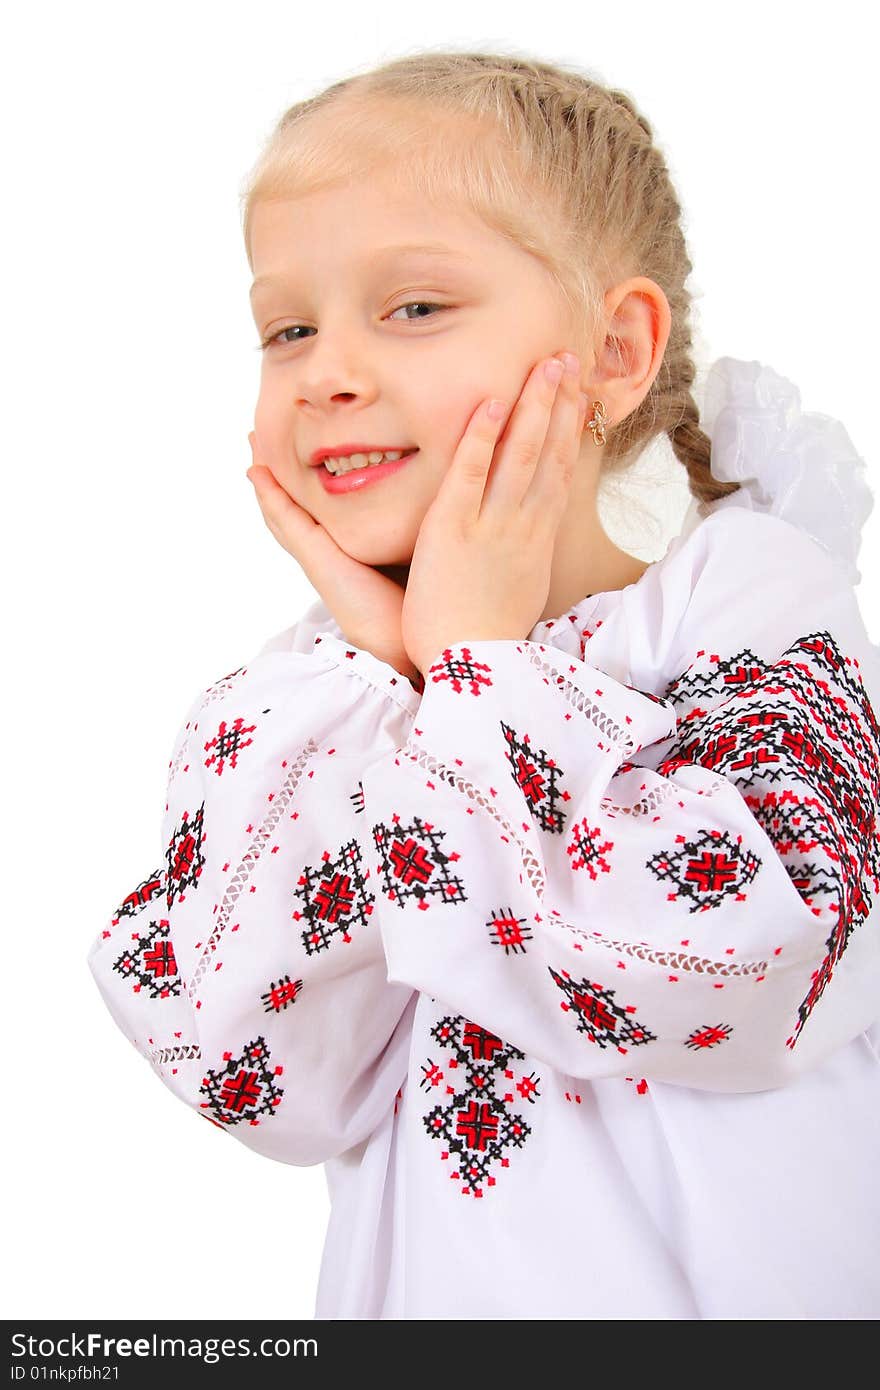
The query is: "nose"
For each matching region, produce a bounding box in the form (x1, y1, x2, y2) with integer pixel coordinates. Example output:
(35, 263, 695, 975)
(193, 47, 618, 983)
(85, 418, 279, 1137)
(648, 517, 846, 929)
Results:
(291, 327, 376, 412)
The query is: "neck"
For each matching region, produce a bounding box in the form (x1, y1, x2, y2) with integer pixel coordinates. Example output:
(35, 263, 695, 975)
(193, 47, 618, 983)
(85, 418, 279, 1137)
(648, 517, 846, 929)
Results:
(539, 536, 650, 622)
(537, 473, 652, 621)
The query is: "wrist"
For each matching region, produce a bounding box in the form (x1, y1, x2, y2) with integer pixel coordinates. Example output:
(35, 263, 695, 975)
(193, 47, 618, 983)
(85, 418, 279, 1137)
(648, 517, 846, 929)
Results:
(367, 641, 421, 685)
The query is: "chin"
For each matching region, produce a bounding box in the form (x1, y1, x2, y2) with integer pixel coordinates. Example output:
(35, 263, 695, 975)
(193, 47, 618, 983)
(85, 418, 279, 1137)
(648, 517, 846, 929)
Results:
(328, 518, 419, 570)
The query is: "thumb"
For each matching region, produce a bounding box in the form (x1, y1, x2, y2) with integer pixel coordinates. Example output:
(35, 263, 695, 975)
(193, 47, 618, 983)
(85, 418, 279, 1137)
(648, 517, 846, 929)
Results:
(246, 437, 339, 584)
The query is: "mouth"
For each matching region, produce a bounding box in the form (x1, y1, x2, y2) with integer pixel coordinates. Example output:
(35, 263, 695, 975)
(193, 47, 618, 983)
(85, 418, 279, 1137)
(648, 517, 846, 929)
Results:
(317, 448, 420, 495)
(310, 445, 419, 470)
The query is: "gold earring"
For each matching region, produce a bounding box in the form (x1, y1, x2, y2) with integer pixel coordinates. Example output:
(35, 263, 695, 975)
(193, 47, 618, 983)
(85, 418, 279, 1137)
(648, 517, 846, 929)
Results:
(586, 400, 609, 447)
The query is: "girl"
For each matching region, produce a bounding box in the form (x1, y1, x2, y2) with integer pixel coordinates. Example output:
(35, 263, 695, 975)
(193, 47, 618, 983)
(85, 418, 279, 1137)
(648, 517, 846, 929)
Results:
(88, 50, 880, 1319)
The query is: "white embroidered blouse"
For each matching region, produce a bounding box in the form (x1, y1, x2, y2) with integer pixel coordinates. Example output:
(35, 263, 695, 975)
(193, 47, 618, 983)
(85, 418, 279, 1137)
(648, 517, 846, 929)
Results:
(88, 358, 880, 1318)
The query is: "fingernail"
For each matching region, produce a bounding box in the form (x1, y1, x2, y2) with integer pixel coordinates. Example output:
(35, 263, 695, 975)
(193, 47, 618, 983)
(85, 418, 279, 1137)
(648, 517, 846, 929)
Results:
(544, 358, 564, 383)
(562, 352, 580, 376)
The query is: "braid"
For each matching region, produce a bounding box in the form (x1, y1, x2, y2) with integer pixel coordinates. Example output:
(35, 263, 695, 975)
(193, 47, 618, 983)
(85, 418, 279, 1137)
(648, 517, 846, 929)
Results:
(665, 393, 735, 506)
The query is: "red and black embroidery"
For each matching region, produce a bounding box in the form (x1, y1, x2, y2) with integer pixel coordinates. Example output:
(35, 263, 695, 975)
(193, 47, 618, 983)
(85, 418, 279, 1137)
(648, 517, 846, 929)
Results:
(549, 967, 657, 1053)
(567, 816, 615, 879)
(114, 868, 165, 920)
(112, 917, 180, 999)
(165, 803, 206, 909)
(501, 720, 570, 833)
(659, 630, 880, 1042)
(293, 838, 375, 955)
(373, 814, 467, 908)
(646, 827, 761, 912)
(203, 715, 256, 776)
(199, 1036, 283, 1127)
(261, 975, 303, 1012)
(425, 646, 493, 696)
(487, 907, 533, 953)
(420, 1014, 540, 1197)
(685, 1024, 734, 1050)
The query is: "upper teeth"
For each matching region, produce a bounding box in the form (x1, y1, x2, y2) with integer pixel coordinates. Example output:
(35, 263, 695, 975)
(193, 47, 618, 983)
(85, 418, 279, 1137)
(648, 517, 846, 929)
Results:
(324, 449, 411, 475)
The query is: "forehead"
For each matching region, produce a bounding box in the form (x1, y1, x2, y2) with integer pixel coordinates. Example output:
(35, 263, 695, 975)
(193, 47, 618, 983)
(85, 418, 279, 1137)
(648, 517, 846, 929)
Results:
(248, 179, 504, 293)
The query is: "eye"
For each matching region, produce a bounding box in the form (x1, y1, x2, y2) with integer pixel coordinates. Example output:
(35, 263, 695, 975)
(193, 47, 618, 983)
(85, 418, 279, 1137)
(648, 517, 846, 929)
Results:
(387, 300, 448, 322)
(257, 301, 449, 351)
(258, 325, 313, 350)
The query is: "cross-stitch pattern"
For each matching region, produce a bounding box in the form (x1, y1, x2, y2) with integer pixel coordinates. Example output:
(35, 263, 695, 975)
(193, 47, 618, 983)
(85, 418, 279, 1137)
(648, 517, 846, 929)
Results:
(202, 715, 257, 776)
(549, 967, 657, 1053)
(199, 1036, 284, 1127)
(261, 975, 303, 1013)
(660, 629, 880, 1041)
(113, 869, 165, 920)
(685, 1024, 734, 1049)
(501, 719, 570, 833)
(486, 906, 534, 954)
(420, 1013, 541, 1197)
(373, 814, 468, 908)
(567, 817, 615, 879)
(425, 647, 494, 696)
(112, 917, 180, 999)
(646, 827, 762, 911)
(165, 803, 206, 909)
(293, 837, 375, 954)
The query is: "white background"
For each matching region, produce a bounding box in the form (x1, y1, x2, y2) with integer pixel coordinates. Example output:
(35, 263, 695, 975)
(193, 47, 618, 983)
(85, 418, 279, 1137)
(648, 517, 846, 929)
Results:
(4, 0, 877, 1321)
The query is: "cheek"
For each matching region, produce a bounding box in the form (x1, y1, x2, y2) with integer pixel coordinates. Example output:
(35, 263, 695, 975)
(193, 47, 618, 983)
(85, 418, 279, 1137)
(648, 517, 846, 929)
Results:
(466, 343, 545, 417)
(252, 387, 273, 431)
(422, 390, 484, 460)
(252, 402, 305, 487)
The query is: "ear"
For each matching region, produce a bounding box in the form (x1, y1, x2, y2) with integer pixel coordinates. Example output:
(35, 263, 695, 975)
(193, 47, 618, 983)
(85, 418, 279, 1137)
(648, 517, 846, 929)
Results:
(589, 277, 672, 424)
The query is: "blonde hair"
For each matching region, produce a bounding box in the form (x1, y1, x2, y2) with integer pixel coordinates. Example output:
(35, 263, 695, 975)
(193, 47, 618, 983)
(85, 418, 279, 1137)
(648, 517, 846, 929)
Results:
(239, 47, 740, 513)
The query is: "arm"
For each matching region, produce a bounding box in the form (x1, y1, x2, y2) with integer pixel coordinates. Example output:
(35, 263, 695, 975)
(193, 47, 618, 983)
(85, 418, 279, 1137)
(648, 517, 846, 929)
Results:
(88, 638, 419, 1165)
(361, 512, 880, 1091)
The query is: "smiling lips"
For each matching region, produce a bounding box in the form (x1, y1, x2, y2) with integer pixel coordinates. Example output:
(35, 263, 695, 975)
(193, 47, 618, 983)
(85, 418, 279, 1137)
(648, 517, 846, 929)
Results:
(317, 449, 419, 494)
(310, 443, 418, 467)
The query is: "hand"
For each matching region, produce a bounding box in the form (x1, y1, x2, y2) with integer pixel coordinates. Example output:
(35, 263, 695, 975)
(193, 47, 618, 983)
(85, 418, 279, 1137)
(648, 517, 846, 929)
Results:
(401, 352, 588, 676)
(246, 433, 419, 682)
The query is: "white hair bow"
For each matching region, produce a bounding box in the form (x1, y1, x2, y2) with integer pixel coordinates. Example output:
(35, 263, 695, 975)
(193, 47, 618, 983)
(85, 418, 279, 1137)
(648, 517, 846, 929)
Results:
(679, 357, 874, 588)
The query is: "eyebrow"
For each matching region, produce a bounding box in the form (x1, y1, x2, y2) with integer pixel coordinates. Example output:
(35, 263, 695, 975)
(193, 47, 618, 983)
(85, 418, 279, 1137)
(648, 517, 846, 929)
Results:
(249, 243, 474, 298)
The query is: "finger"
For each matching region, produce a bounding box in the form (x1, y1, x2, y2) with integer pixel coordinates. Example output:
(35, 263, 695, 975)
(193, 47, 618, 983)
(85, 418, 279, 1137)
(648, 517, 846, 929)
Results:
(245, 439, 321, 560)
(431, 396, 511, 524)
(480, 355, 566, 514)
(247, 460, 298, 534)
(523, 353, 586, 517)
(246, 434, 298, 525)
(244, 439, 379, 611)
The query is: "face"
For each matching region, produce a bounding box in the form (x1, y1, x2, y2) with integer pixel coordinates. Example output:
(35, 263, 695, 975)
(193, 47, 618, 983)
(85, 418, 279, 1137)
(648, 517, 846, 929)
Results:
(248, 173, 583, 567)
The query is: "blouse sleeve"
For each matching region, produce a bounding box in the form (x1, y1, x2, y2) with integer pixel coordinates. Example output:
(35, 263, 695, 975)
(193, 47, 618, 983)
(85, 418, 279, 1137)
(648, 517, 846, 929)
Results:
(87, 637, 419, 1165)
(360, 511, 880, 1092)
